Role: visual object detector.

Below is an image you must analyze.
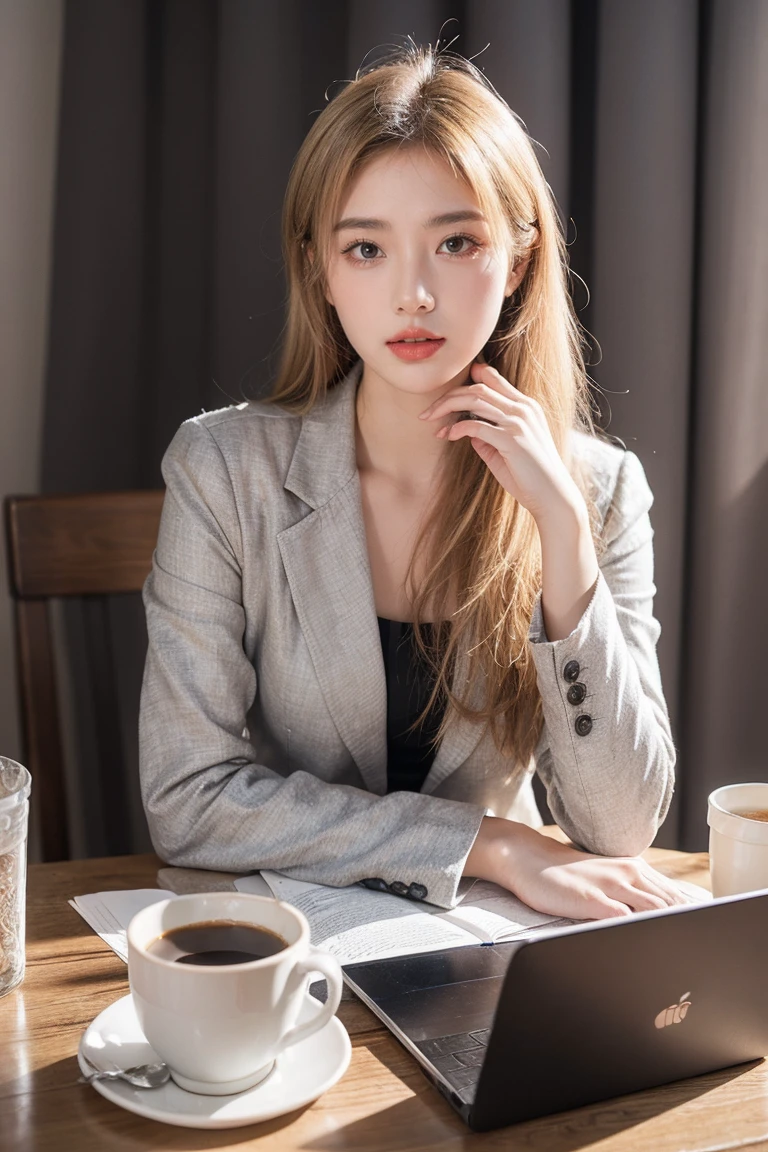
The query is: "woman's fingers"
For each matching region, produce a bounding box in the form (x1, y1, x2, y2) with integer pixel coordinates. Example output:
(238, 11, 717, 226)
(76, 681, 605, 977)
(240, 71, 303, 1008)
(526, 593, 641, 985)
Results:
(423, 382, 518, 423)
(470, 361, 527, 401)
(442, 418, 524, 453)
(621, 861, 691, 906)
(637, 874, 690, 906)
(575, 881, 672, 920)
(612, 886, 670, 912)
(469, 364, 545, 419)
(594, 862, 689, 913)
(646, 867, 693, 904)
(436, 397, 505, 428)
(555, 861, 691, 920)
(574, 887, 634, 919)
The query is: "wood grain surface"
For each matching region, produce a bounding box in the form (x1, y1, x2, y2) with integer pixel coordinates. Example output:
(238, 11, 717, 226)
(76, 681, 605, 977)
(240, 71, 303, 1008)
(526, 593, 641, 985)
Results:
(2, 847, 768, 1151)
(5, 491, 164, 599)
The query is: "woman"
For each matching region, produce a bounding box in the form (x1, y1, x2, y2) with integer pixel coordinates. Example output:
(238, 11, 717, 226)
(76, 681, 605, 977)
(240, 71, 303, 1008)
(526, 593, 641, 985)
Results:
(140, 43, 682, 920)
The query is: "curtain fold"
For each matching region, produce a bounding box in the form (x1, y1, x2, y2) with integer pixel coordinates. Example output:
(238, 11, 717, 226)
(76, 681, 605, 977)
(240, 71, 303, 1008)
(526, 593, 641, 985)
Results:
(463, 0, 571, 211)
(38, 0, 766, 855)
(678, 0, 768, 849)
(588, 0, 700, 844)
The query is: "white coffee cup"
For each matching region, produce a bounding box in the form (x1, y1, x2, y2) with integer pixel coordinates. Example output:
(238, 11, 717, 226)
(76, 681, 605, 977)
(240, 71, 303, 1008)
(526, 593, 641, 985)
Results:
(127, 892, 343, 1095)
(707, 782, 768, 897)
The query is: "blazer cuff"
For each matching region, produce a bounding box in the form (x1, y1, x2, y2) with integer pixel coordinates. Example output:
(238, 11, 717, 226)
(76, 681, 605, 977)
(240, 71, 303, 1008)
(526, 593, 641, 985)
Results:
(366, 798, 488, 911)
(527, 569, 612, 712)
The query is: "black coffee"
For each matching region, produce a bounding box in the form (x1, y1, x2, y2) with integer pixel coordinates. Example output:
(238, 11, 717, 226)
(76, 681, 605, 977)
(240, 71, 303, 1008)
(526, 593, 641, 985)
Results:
(147, 920, 288, 966)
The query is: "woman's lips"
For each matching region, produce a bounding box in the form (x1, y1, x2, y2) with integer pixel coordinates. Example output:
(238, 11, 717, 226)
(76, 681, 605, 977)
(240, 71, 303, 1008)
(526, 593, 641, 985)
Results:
(387, 338, 445, 361)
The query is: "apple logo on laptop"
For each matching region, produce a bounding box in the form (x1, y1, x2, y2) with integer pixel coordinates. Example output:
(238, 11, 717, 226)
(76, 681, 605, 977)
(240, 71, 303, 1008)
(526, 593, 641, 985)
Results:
(655, 992, 692, 1029)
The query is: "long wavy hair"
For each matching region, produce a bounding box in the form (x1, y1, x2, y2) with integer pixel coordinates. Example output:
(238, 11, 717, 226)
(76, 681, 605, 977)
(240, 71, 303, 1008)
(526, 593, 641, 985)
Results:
(270, 42, 603, 766)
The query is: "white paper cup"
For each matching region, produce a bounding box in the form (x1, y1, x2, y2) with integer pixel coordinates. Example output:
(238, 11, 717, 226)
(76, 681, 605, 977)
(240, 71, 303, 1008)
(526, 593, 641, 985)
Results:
(707, 782, 768, 897)
(127, 892, 343, 1095)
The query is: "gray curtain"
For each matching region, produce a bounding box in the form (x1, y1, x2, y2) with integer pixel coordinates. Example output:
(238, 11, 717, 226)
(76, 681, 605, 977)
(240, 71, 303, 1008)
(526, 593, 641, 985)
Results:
(679, 1, 768, 846)
(41, 0, 768, 856)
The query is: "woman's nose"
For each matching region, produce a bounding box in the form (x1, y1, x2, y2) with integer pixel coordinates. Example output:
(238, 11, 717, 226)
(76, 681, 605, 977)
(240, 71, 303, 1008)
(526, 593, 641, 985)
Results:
(393, 265, 435, 313)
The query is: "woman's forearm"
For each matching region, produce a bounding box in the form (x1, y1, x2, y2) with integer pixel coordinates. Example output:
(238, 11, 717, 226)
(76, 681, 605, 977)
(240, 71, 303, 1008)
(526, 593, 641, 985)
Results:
(536, 499, 599, 642)
(463, 815, 516, 884)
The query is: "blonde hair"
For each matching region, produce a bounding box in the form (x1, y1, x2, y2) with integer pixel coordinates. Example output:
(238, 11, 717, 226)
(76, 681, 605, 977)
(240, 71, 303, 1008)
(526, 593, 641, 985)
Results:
(270, 42, 602, 766)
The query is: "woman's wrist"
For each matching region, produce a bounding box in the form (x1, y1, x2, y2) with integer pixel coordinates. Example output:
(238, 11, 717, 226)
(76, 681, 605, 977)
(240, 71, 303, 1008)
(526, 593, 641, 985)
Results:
(463, 816, 532, 885)
(463, 815, 496, 881)
(537, 498, 599, 642)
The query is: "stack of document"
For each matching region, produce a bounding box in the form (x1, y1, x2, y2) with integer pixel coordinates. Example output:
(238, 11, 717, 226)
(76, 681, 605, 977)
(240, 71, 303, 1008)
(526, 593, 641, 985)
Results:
(70, 872, 710, 968)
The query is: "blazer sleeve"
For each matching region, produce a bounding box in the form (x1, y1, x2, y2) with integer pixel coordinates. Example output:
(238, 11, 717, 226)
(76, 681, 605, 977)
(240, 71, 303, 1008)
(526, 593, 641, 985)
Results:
(527, 448, 675, 856)
(139, 420, 485, 910)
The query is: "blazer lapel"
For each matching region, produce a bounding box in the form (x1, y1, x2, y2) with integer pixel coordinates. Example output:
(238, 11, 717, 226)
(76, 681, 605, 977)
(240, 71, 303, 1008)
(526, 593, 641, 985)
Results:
(278, 358, 486, 797)
(277, 362, 388, 795)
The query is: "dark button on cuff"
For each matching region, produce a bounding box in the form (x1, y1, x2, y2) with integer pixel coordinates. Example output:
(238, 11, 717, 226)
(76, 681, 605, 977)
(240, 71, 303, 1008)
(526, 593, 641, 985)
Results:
(361, 878, 428, 900)
(359, 878, 389, 892)
(407, 882, 428, 901)
(567, 682, 587, 705)
(388, 880, 409, 897)
(575, 714, 593, 737)
(563, 659, 580, 682)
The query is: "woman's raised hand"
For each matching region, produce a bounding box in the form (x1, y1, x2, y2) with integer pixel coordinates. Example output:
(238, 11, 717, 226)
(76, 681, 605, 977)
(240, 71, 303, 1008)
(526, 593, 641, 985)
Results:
(464, 817, 692, 921)
(419, 361, 580, 527)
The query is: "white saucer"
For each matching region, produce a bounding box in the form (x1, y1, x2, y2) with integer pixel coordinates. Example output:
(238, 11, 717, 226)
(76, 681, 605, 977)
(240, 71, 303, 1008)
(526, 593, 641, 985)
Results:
(78, 991, 351, 1129)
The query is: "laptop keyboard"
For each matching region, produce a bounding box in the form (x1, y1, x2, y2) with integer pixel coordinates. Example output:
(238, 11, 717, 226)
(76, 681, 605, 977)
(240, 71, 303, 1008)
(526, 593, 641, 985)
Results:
(414, 1028, 491, 1099)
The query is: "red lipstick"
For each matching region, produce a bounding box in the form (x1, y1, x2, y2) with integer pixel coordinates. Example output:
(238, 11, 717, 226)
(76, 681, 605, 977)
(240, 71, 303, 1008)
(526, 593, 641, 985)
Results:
(386, 326, 445, 362)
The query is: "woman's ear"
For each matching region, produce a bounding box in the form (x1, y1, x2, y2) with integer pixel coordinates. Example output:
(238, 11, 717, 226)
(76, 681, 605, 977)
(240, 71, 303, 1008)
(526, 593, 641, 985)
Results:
(504, 227, 539, 297)
(505, 253, 531, 297)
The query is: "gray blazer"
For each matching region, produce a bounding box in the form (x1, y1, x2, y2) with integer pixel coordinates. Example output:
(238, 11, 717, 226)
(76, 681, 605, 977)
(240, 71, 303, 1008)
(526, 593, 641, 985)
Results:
(139, 359, 675, 909)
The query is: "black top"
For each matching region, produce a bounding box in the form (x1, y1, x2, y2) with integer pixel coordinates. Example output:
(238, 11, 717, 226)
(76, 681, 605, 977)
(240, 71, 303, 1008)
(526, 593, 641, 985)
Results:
(377, 617, 447, 793)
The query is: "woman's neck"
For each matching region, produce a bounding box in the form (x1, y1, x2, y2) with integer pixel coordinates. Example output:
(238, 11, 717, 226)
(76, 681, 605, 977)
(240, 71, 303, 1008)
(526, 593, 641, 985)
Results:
(354, 363, 457, 496)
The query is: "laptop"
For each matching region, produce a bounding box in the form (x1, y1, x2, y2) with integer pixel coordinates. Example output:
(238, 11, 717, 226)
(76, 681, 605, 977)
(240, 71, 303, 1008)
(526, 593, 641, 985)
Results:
(342, 888, 768, 1132)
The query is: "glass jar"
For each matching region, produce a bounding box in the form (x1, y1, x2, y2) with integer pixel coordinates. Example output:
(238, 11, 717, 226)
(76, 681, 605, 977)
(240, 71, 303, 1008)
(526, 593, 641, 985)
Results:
(0, 758, 32, 997)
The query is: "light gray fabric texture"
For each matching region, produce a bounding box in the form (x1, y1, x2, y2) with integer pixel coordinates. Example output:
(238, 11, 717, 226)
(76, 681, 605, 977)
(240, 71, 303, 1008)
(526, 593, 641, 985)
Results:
(139, 359, 675, 909)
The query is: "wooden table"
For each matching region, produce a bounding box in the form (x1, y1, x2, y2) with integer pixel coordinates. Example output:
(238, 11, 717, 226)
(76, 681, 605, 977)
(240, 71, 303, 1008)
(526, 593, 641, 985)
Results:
(2, 847, 768, 1151)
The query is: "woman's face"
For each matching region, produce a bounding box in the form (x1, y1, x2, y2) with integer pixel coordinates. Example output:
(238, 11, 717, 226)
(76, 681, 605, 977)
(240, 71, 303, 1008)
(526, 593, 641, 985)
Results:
(324, 146, 523, 399)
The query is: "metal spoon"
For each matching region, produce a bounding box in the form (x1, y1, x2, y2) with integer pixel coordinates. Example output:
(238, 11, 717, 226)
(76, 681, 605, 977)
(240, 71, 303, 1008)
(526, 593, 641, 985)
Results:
(79, 1053, 171, 1088)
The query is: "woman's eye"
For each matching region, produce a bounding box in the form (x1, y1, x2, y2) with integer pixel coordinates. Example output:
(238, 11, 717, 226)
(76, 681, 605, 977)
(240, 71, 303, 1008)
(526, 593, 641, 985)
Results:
(341, 233, 482, 264)
(343, 240, 381, 262)
(439, 234, 484, 256)
(441, 235, 472, 255)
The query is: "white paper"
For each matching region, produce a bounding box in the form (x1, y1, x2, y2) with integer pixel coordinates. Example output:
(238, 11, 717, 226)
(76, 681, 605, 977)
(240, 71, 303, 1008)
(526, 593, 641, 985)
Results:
(70, 873, 711, 968)
(237, 872, 474, 963)
(69, 889, 175, 962)
(236, 871, 713, 966)
(236, 871, 562, 965)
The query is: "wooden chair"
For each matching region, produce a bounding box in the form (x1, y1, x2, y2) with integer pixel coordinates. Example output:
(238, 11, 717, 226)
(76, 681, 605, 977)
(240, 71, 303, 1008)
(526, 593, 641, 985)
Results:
(4, 491, 164, 861)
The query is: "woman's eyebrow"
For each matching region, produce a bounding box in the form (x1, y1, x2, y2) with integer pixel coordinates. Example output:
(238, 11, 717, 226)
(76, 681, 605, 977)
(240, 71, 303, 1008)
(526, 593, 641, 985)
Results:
(332, 209, 487, 233)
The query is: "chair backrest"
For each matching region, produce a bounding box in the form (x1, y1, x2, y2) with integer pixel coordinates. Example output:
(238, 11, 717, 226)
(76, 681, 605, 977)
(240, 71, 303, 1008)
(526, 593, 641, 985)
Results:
(4, 491, 164, 861)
